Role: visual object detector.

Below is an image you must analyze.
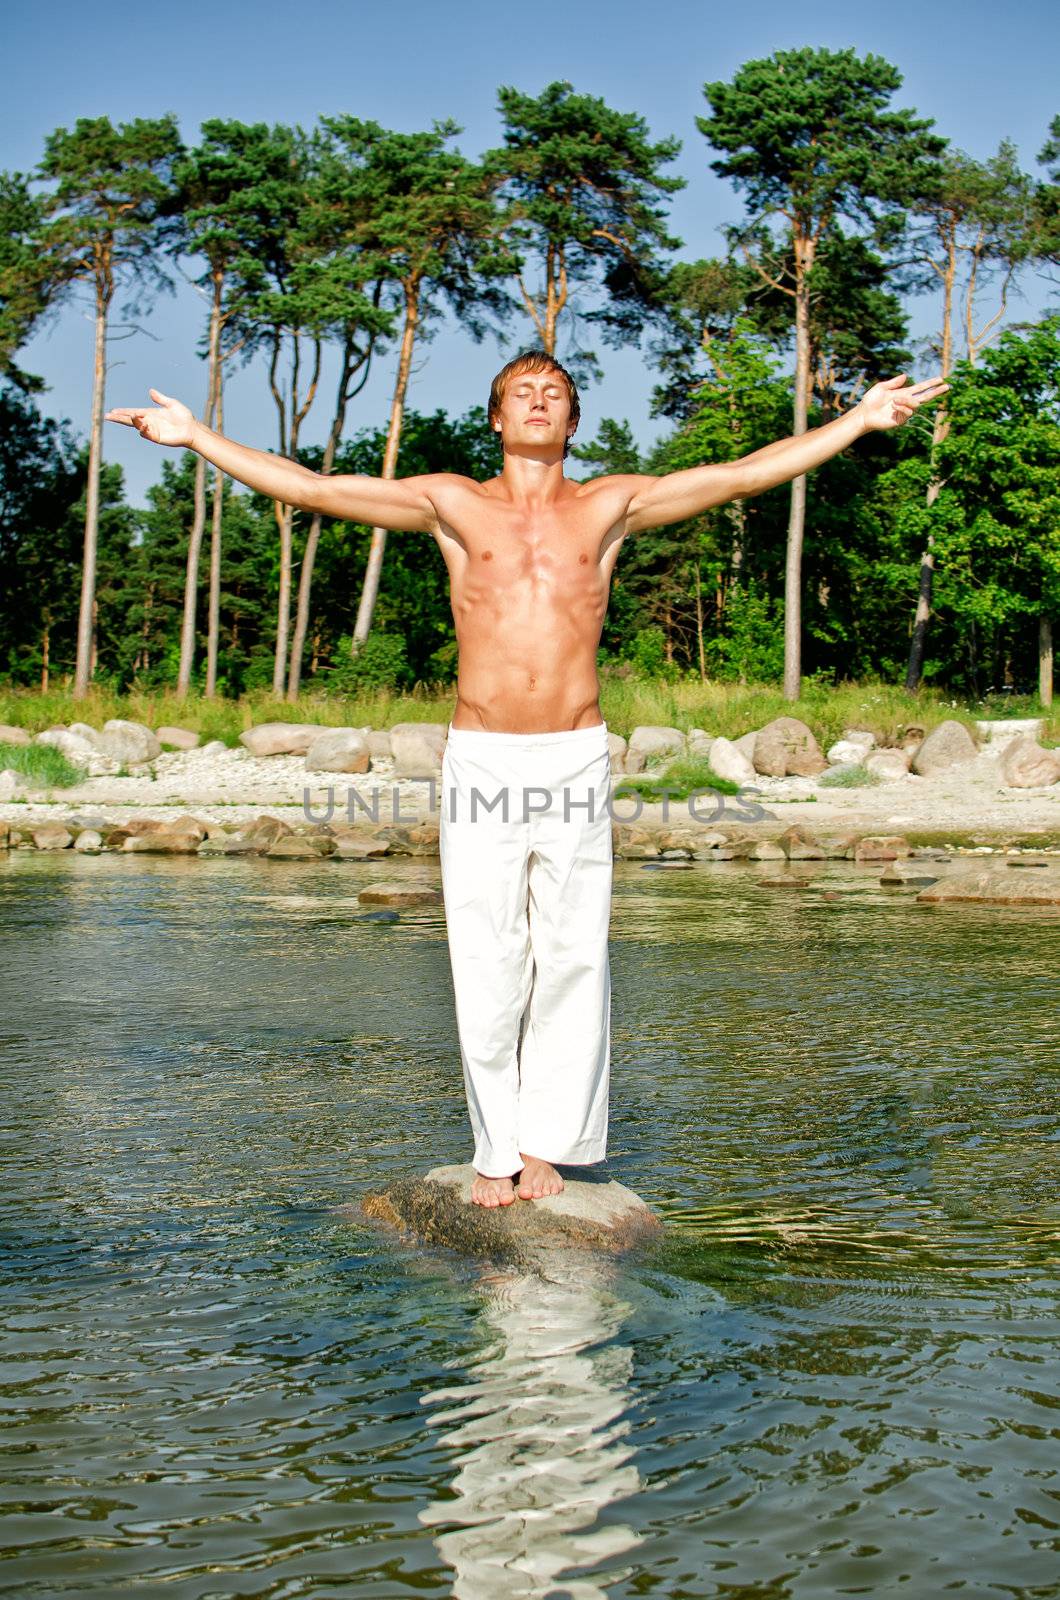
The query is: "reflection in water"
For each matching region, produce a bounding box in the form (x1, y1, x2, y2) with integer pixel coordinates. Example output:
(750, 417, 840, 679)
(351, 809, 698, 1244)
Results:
(419, 1252, 643, 1597)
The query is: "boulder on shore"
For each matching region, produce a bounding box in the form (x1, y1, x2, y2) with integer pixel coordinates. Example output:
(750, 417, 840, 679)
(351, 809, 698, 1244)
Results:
(865, 748, 912, 780)
(390, 722, 448, 777)
(240, 722, 324, 757)
(625, 725, 685, 774)
(753, 717, 827, 778)
(999, 736, 1060, 789)
(156, 725, 200, 750)
(359, 1164, 662, 1264)
(708, 735, 756, 785)
(304, 728, 371, 774)
(910, 719, 978, 776)
(99, 719, 161, 764)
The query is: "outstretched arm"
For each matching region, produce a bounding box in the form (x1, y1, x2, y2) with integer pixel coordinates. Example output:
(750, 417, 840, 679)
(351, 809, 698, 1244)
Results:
(624, 375, 949, 535)
(106, 390, 440, 533)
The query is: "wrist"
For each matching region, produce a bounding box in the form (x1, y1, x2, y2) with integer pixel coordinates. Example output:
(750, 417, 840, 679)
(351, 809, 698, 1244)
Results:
(187, 418, 210, 452)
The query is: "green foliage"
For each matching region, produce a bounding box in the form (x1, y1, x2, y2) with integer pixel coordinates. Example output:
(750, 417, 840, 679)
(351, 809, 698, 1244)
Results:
(486, 80, 684, 363)
(905, 316, 1060, 691)
(707, 579, 786, 683)
(625, 625, 682, 681)
(322, 632, 411, 695)
(0, 739, 84, 788)
(818, 762, 883, 788)
(614, 752, 740, 802)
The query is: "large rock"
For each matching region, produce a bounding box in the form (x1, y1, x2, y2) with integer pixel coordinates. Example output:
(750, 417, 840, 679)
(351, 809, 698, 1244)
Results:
(0, 725, 31, 747)
(99, 719, 162, 764)
(33, 824, 73, 850)
(156, 725, 200, 750)
(607, 731, 628, 774)
(976, 717, 1043, 745)
(233, 814, 293, 850)
(304, 728, 371, 774)
(359, 1164, 662, 1265)
(0, 769, 24, 802)
(753, 717, 827, 778)
(267, 833, 336, 858)
(734, 730, 758, 762)
(122, 816, 207, 853)
(34, 728, 96, 762)
(366, 729, 393, 761)
(999, 736, 1060, 788)
(910, 719, 978, 776)
(240, 722, 324, 757)
(358, 881, 443, 907)
(918, 867, 1060, 906)
(390, 722, 448, 777)
(865, 747, 912, 780)
(625, 725, 685, 774)
(707, 735, 756, 785)
(827, 730, 876, 764)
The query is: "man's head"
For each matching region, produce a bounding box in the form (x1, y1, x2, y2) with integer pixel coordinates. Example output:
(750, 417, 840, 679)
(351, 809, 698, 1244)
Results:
(488, 350, 580, 460)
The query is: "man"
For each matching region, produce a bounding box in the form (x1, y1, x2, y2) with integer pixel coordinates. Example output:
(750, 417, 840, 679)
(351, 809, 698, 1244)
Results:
(107, 351, 947, 1209)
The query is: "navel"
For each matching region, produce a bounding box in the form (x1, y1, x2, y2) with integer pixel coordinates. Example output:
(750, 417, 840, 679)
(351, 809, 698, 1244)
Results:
(481, 549, 493, 561)
(528, 676, 537, 691)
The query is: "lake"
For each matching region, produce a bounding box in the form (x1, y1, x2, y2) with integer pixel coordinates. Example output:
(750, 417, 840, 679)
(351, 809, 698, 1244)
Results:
(1, 850, 1057, 1598)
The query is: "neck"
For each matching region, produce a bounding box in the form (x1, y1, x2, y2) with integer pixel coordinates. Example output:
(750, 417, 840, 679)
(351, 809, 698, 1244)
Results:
(499, 448, 567, 504)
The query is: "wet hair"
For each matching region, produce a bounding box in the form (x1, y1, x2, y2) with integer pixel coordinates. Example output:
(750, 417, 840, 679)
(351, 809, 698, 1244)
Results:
(488, 350, 580, 458)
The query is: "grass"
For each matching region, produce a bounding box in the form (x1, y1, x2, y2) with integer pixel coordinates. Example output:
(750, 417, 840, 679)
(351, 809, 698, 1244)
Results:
(614, 753, 740, 803)
(818, 762, 884, 789)
(0, 740, 85, 789)
(0, 676, 1056, 751)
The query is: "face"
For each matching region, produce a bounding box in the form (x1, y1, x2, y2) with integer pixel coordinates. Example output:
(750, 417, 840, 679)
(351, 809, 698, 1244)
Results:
(494, 370, 575, 455)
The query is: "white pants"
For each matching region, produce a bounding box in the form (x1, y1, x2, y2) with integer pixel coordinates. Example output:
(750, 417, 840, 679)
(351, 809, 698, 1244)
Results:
(439, 721, 614, 1177)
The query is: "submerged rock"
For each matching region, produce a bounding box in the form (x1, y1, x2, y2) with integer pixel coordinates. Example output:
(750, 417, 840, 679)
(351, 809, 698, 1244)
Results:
(359, 1164, 662, 1265)
(358, 881, 442, 907)
(917, 867, 1060, 906)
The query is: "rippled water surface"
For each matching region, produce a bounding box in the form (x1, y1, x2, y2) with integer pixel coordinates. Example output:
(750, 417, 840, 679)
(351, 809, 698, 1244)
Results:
(1, 850, 1058, 1598)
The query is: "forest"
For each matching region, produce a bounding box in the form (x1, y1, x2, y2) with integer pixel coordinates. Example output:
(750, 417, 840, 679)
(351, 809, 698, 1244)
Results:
(1, 49, 1057, 707)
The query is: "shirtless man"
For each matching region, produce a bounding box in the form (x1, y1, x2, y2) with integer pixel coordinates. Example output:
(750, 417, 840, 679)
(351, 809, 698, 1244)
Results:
(108, 351, 946, 1208)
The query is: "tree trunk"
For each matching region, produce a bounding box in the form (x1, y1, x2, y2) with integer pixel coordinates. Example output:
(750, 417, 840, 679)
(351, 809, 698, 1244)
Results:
(73, 284, 109, 699)
(1041, 615, 1054, 707)
(177, 277, 222, 694)
(272, 502, 294, 697)
(41, 616, 50, 693)
(205, 375, 224, 699)
(906, 236, 956, 692)
(694, 563, 706, 682)
(288, 337, 365, 699)
(782, 243, 813, 702)
(352, 284, 420, 647)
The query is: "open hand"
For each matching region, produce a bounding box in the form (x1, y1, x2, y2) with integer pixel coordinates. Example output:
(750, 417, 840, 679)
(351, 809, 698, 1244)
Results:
(857, 374, 949, 431)
(105, 389, 195, 448)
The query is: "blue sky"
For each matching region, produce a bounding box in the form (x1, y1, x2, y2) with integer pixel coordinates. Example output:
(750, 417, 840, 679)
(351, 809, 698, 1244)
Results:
(5, 0, 1057, 504)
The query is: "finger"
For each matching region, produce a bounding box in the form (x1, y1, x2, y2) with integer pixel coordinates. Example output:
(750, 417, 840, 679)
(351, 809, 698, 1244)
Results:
(106, 409, 144, 426)
(148, 388, 176, 406)
(882, 373, 909, 389)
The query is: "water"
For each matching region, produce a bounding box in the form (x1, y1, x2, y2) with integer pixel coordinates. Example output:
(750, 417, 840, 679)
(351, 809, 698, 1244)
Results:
(1, 850, 1057, 1598)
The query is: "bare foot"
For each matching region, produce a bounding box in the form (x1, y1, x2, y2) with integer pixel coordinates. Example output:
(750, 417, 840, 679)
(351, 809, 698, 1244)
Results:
(516, 1153, 565, 1200)
(471, 1171, 517, 1208)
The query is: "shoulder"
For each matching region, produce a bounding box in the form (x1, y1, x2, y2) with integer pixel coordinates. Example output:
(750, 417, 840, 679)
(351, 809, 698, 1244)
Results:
(569, 471, 655, 507)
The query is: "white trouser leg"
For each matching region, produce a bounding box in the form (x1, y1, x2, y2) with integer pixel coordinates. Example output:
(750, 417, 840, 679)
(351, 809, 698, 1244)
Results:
(439, 739, 533, 1177)
(439, 724, 613, 1176)
(518, 738, 613, 1164)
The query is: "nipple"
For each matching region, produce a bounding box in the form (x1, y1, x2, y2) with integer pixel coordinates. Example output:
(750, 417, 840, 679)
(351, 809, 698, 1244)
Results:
(579, 552, 589, 564)
(482, 549, 493, 561)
